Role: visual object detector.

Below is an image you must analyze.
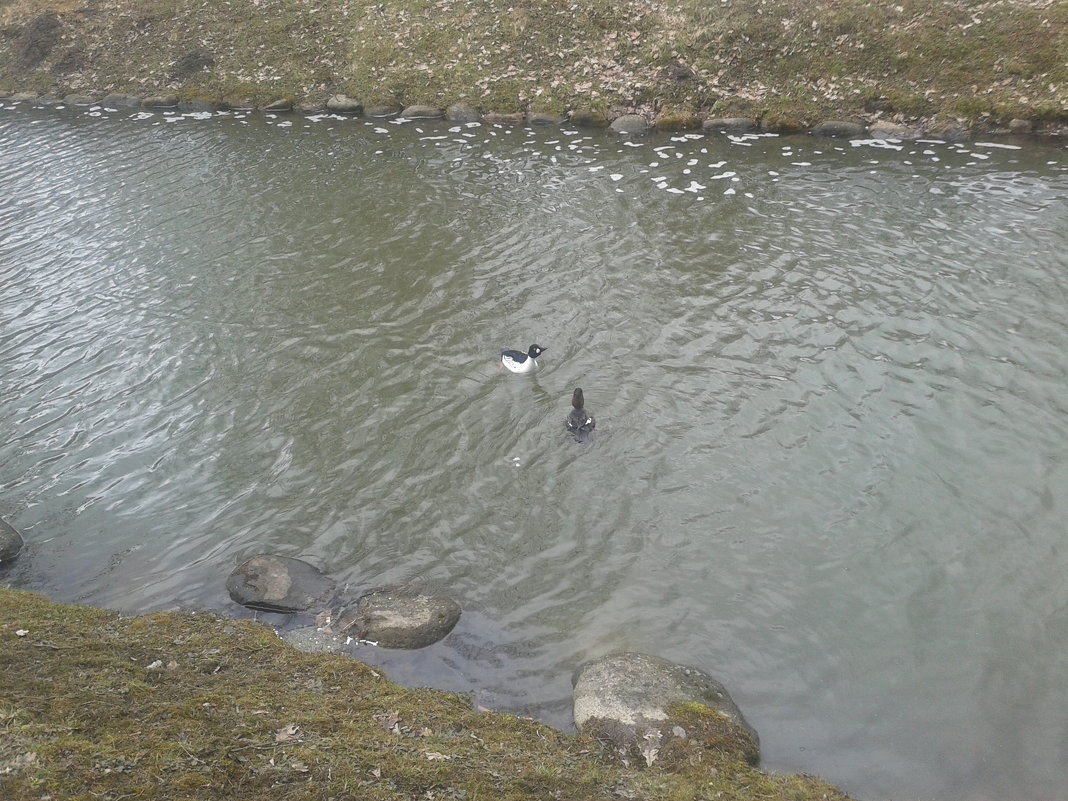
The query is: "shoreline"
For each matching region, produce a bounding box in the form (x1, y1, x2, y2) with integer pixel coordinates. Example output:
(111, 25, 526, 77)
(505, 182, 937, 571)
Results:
(0, 586, 855, 801)
(1, 88, 1063, 144)
(1, 0, 1065, 144)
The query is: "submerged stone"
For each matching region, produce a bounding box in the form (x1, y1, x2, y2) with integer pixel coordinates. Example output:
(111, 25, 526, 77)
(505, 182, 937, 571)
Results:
(482, 111, 525, 125)
(401, 104, 445, 119)
(0, 518, 24, 564)
(703, 117, 757, 134)
(869, 120, 920, 140)
(573, 652, 759, 767)
(569, 109, 608, 127)
(366, 103, 403, 118)
(99, 93, 142, 108)
(609, 114, 650, 136)
(226, 554, 336, 613)
(339, 585, 460, 649)
(62, 94, 98, 106)
(527, 111, 564, 126)
(812, 120, 867, 138)
(142, 94, 179, 108)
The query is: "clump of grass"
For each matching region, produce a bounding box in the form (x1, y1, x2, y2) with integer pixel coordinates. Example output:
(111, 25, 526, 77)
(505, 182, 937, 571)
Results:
(0, 588, 850, 801)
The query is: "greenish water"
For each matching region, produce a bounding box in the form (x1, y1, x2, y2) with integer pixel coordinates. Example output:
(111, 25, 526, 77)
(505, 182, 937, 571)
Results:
(2, 101, 1067, 801)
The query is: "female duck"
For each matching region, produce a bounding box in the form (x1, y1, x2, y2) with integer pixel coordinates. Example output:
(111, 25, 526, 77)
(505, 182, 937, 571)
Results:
(566, 387, 595, 442)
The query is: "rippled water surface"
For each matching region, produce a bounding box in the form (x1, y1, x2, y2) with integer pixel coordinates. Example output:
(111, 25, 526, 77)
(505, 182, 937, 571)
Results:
(2, 101, 1067, 801)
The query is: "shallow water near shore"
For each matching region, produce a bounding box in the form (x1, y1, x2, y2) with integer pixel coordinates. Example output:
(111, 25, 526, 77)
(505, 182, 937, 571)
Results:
(2, 101, 1067, 801)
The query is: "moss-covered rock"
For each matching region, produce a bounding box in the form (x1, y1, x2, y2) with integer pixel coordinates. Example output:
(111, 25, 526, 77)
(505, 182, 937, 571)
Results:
(573, 652, 759, 769)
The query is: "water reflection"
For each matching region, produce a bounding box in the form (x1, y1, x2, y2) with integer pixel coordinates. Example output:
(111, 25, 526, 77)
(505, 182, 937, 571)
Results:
(2, 101, 1067, 801)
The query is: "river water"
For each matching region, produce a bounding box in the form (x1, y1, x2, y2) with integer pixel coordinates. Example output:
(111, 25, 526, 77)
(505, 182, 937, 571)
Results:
(1, 101, 1066, 800)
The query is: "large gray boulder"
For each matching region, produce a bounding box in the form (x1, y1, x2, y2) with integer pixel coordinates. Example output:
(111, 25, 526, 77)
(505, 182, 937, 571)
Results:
(573, 652, 759, 768)
(869, 120, 921, 140)
(326, 94, 363, 114)
(446, 103, 481, 123)
(0, 518, 24, 564)
(339, 585, 460, 649)
(400, 104, 445, 119)
(811, 119, 866, 139)
(703, 117, 757, 134)
(226, 555, 336, 613)
(609, 114, 650, 136)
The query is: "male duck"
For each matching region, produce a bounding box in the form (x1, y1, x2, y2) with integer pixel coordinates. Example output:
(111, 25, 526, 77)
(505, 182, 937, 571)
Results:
(500, 344, 546, 374)
(566, 387, 596, 442)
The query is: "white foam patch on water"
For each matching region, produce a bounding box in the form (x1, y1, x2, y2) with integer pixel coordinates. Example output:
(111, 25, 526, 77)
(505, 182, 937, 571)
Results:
(852, 138, 904, 151)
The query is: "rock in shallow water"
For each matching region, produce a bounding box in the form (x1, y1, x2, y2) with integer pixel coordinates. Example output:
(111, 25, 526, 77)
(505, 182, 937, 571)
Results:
(339, 585, 460, 649)
(609, 114, 650, 136)
(226, 554, 336, 613)
(0, 518, 24, 564)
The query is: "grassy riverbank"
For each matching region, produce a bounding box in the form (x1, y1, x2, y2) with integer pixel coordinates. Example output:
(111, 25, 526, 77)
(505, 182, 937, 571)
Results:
(0, 0, 1065, 132)
(0, 588, 852, 801)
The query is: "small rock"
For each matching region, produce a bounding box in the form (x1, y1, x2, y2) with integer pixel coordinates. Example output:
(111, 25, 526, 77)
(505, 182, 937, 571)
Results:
(868, 120, 920, 140)
(142, 94, 179, 109)
(400, 104, 445, 119)
(220, 98, 255, 111)
(226, 555, 337, 613)
(654, 113, 699, 131)
(62, 94, 98, 106)
(811, 119, 866, 138)
(339, 585, 460, 649)
(0, 518, 24, 564)
(294, 101, 326, 115)
(609, 114, 650, 136)
(527, 111, 564, 126)
(929, 119, 968, 142)
(326, 94, 363, 114)
(446, 103, 481, 123)
(483, 111, 525, 125)
(99, 93, 142, 108)
(366, 103, 402, 118)
(178, 100, 216, 113)
(702, 117, 757, 134)
(569, 109, 608, 127)
(1008, 118, 1032, 135)
(760, 116, 803, 135)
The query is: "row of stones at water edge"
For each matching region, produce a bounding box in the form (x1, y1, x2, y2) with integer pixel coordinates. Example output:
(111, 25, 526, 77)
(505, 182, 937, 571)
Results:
(1, 519, 762, 770)
(0, 87, 1058, 141)
(226, 552, 762, 769)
